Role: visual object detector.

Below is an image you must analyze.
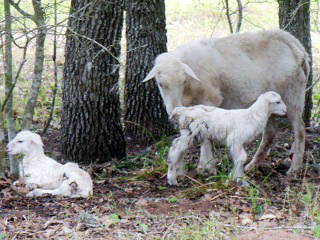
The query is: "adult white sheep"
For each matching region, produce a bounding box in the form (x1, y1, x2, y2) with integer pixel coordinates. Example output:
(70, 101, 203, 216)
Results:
(143, 29, 309, 176)
(167, 91, 287, 186)
(6, 131, 93, 198)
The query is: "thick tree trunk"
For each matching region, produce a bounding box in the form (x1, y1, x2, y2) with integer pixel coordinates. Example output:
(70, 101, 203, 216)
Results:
(124, 0, 174, 143)
(62, 0, 126, 163)
(278, 0, 313, 126)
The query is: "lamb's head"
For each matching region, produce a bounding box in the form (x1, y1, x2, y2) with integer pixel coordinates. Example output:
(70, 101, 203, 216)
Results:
(6, 131, 44, 155)
(143, 53, 200, 115)
(261, 91, 287, 117)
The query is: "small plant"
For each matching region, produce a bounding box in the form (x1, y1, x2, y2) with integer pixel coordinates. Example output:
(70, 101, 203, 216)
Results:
(247, 186, 269, 214)
(312, 225, 320, 238)
(168, 195, 179, 204)
(0, 233, 6, 240)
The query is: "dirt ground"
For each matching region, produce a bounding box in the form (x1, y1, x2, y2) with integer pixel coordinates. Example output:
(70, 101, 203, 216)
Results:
(1, 126, 320, 239)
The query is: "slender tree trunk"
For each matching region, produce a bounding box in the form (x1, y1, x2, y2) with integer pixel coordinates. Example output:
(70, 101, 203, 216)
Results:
(62, 0, 126, 163)
(278, 0, 313, 126)
(0, 112, 7, 177)
(4, 0, 18, 177)
(124, 0, 173, 143)
(22, 0, 47, 130)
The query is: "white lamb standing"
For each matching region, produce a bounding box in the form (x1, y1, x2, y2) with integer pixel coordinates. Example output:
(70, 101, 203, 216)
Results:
(167, 91, 287, 186)
(6, 131, 93, 198)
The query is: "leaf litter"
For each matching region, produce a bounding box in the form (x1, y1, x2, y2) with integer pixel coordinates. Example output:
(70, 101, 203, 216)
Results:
(1, 127, 320, 239)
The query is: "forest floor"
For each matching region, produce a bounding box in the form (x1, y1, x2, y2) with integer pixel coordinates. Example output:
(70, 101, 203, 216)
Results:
(1, 126, 320, 239)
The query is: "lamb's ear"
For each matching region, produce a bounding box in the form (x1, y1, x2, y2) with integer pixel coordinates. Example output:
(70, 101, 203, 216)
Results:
(143, 66, 159, 82)
(267, 92, 281, 103)
(31, 133, 44, 147)
(180, 62, 201, 81)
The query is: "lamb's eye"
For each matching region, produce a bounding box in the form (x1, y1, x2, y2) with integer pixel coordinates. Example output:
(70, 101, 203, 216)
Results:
(18, 141, 23, 143)
(276, 101, 281, 104)
(183, 80, 187, 85)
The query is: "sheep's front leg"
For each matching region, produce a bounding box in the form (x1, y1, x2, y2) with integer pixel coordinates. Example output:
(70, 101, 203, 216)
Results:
(230, 144, 249, 187)
(197, 140, 216, 176)
(245, 117, 277, 172)
(167, 135, 192, 185)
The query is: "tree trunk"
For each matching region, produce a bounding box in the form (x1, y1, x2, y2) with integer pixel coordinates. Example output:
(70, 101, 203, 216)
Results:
(4, 0, 18, 177)
(278, 0, 313, 127)
(62, 0, 126, 163)
(22, 0, 47, 130)
(124, 0, 174, 143)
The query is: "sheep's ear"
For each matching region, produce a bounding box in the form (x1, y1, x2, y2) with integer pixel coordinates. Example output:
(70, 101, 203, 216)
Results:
(31, 133, 44, 147)
(180, 62, 201, 81)
(143, 66, 159, 82)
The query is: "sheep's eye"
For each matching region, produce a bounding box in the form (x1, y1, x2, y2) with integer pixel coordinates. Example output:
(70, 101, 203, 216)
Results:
(276, 101, 281, 104)
(18, 141, 23, 143)
(183, 80, 187, 85)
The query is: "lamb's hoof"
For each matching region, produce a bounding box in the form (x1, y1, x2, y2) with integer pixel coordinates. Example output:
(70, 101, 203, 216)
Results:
(244, 164, 255, 173)
(238, 178, 250, 188)
(167, 178, 178, 186)
(26, 190, 37, 197)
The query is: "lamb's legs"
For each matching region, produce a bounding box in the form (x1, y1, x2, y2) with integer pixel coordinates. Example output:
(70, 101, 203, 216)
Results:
(167, 135, 192, 185)
(27, 178, 79, 198)
(245, 117, 277, 172)
(287, 110, 305, 176)
(197, 140, 216, 176)
(230, 144, 249, 187)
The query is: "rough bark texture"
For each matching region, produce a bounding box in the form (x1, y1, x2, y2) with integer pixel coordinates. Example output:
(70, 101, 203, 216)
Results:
(62, 0, 126, 163)
(124, 0, 174, 143)
(278, 0, 313, 126)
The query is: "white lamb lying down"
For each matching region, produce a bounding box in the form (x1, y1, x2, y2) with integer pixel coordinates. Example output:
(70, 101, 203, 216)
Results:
(6, 131, 93, 198)
(167, 91, 287, 186)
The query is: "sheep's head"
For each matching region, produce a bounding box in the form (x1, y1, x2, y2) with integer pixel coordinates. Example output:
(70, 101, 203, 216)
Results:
(262, 91, 287, 117)
(143, 53, 200, 115)
(6, 131, 44, 155)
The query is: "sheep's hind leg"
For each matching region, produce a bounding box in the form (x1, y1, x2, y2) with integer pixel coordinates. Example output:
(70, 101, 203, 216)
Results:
(230, 144, 249, 187)
(197, 140, 216, 176)
(286, 109, 305, 177)
(245, 117, 277, 173)
(167, 135, 192, 185)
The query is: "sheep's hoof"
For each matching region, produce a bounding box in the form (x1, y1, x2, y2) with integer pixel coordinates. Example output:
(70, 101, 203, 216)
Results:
(286, 166, 303, 179)
(197, 167, 216, 177)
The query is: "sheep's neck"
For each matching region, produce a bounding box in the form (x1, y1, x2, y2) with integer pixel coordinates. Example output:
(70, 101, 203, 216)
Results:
(24, 147, 45, 162)
(246, 100, 270, 134)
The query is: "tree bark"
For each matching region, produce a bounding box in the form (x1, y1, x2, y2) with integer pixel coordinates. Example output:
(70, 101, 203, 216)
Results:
(4, 0, 18, 177)
(278, 0, 313, 126)
(124, 0, 174, 143)
(22, 0, 47, 130)
(62, 0, 126, 163)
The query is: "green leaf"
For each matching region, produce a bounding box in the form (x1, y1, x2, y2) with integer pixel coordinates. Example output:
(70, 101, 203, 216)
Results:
(140, 223, 149, 233)
(109, 214, 120, 224)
